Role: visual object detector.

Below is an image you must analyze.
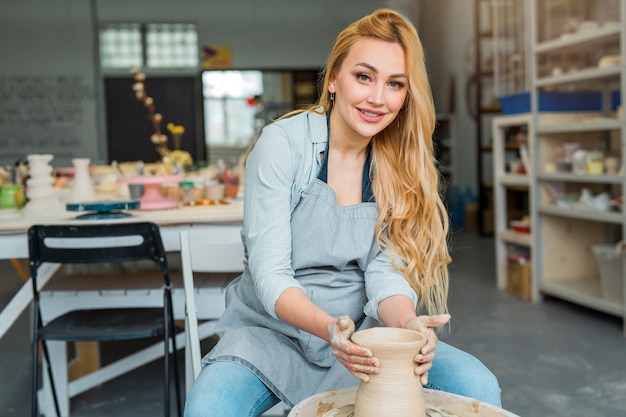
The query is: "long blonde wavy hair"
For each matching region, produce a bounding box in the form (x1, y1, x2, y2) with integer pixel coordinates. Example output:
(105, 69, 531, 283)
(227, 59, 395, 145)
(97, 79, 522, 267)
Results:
(286, 9, 451, 316)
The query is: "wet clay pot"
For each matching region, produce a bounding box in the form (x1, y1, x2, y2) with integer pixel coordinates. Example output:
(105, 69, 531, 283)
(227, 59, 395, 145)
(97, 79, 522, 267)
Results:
(351, 327, 427, 417)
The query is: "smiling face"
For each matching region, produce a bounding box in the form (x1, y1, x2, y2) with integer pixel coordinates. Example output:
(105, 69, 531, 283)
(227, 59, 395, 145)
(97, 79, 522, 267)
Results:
(328, 37, 408, 144)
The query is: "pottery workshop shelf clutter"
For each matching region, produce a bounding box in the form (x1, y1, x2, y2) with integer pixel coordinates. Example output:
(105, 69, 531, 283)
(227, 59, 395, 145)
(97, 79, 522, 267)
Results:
(492, 114, 535, 301)
(5, 156, 244, 220)
(530, 0, 626, 330)
(490, 0, 626, 333)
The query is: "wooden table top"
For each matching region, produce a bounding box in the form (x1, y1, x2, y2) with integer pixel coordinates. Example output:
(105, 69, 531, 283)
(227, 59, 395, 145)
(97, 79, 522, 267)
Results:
(0, 199, 244, 233)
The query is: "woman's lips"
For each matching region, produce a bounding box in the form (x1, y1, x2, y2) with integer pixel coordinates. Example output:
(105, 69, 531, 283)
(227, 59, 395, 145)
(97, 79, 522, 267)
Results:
(358, 108, 385, 122)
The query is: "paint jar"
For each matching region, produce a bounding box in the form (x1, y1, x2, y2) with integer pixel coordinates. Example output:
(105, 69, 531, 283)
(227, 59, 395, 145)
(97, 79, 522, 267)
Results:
(0, 184, 25, 209)
(223, 167, 239, 199)
(586, 150, 604, 175)
(179, 180, 194, 206)
(205, 181, 225, 201)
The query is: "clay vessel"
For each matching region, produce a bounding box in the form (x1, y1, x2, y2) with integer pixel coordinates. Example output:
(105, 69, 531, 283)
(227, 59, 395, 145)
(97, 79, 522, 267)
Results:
(351, 327, 427, 417)
(70, 158, 96, 202)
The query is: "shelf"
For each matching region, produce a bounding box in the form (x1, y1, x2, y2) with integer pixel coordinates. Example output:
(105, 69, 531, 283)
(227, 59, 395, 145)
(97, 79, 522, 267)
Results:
(499, 174, 530, 187)
(475, 0, 515, 235)
(482, 143, 525, 153)
(480, 106, 503, 114)
(539, 204, 623, 224)
(499, 0, 626, 333)
(536, 65, 621, 87)
(535, 23, 622, 53)
(540, 279, 623, 317)
(492, 113, 534, 296)
(537, 119, 623, 133)
(538, 172, 624, 184)
(498, 229, 533, 247)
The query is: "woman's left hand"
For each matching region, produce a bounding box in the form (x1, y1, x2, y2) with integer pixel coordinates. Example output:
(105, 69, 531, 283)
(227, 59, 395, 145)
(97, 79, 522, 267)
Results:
(403, 314, 451, 385)
(329, 316, 379, 382)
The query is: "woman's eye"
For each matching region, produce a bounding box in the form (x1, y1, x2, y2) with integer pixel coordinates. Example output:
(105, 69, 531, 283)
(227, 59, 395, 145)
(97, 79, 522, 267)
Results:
(389, 80, 405, 89)
(356, 73, 371, 82)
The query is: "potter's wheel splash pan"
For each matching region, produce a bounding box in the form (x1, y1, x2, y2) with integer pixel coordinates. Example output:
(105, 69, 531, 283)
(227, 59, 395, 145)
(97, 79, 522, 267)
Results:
(288, 387, 520, 417)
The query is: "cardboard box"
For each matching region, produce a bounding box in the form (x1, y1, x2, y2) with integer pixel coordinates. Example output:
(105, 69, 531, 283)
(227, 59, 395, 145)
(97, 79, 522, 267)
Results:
(507, 260, 531, 301)
(464, 202, 478, 232)
(481, 209, 494, 234)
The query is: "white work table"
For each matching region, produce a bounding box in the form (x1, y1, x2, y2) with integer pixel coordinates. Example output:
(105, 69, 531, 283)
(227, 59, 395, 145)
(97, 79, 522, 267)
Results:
(0, 201, 244, 416)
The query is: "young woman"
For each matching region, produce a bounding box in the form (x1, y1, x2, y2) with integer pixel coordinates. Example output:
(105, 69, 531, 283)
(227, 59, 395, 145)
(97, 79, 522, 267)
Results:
(184, 9, 501, 416)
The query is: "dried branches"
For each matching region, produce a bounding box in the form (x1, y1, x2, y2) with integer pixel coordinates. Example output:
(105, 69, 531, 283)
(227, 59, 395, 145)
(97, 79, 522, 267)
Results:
(131, 68, 169, 156)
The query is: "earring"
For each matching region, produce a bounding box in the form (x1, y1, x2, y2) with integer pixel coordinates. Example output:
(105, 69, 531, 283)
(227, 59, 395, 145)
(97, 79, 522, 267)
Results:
(330, 92, 335, 102)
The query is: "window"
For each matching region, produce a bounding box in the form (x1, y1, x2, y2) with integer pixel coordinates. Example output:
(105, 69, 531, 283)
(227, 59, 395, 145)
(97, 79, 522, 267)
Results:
(201, 70, 319, 163)
(100, 23, 142, 68)
(202, 70, 264, 148)
(100, 23, 198, 69)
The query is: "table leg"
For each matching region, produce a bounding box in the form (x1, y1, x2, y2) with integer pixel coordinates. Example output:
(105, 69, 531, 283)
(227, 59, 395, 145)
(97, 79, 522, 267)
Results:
(9, 258, 30, 281)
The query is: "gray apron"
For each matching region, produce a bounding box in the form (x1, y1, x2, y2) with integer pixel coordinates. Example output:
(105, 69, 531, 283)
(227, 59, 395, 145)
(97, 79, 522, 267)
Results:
(205, 179, 382, 408)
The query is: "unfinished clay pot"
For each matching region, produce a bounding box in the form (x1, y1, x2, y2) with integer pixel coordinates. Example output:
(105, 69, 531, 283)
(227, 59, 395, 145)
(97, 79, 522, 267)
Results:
(351, 327, 427, 417)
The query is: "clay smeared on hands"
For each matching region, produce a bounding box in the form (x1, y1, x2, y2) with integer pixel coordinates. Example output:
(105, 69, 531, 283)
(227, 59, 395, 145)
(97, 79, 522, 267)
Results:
(404, 314, 451, 385)
(329, 316, 379, 382)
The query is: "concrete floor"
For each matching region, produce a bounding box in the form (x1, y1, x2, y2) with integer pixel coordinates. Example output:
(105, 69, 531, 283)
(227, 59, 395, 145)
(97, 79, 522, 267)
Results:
(1, 230, 626, 416)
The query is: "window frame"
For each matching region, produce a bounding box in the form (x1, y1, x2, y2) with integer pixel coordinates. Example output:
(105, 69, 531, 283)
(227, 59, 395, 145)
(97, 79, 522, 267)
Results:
(99, 22, 199, 75)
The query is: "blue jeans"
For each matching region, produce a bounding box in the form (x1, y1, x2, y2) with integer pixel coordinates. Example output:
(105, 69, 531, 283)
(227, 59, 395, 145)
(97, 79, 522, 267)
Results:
(184, 341, 502, 417)
(184, 361, 280, 417)
(425, 341, 502, 407)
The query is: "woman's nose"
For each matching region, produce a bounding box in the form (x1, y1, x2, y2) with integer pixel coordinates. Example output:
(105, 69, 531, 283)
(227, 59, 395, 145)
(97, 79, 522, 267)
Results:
(367, 86, 384, 105)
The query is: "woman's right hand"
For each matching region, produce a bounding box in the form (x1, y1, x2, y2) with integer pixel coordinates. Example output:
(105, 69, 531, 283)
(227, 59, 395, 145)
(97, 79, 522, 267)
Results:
(328, 316, 379, 382)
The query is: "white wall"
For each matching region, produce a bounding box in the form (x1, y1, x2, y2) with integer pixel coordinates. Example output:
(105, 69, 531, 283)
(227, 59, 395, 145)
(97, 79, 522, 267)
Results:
(96, 0, 395, 70)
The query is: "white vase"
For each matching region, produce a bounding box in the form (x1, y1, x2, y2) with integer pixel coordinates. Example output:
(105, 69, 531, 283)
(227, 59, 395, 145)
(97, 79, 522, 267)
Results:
(23, 154, 63, 219)
(70, 158, 97, 202)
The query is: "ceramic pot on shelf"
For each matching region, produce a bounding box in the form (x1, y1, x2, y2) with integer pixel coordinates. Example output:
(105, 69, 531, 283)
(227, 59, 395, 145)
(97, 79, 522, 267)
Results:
(351, 327, 427, 417)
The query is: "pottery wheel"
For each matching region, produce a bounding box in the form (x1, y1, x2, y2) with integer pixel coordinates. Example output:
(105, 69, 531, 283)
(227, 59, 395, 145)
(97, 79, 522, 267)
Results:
(320, 404, 458, 417)
(289, 387, 520, 417)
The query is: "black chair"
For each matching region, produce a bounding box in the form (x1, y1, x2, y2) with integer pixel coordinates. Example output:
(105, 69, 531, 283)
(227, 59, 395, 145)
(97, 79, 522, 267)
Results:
(28, 222, 182, 417)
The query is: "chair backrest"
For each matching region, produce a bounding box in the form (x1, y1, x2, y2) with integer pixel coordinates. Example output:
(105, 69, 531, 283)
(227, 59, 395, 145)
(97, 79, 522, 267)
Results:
(28, 222, 171, 290)
(179, 230, 244, 385)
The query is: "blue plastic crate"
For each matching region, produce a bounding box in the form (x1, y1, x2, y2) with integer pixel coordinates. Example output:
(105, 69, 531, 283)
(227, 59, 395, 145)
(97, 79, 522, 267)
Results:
(499, 91, 603, 115)
(612, 90, 621, 110)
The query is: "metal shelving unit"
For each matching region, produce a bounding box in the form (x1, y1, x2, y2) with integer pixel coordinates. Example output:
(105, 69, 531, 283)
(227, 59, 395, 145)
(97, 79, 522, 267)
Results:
(474, 0, 529, 235)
